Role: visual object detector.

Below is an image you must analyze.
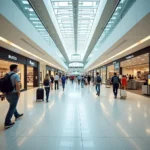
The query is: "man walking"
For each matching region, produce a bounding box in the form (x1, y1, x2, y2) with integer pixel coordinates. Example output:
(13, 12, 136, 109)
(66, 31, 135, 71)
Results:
(94, 72, 102, 96)
(61, 74, 66, 91)
(111, 73, 121, 98)
(54, 73, 59, 90)
(1, 64, 23, 129)
(77, 75, 81, 85)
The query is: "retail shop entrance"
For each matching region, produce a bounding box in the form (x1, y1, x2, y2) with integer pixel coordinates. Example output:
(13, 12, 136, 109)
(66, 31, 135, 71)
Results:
(0, 47, 40, 91)
(0, 59, 25, 90)
(27, 59, 39, 90)
(120, 53, 149, 95)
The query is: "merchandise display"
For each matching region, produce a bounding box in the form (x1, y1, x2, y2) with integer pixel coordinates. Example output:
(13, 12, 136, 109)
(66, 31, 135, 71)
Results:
(27, 67, 33, 88)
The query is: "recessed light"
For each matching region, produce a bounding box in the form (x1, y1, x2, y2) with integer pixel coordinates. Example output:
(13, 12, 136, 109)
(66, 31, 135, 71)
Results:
(22, 0, 29, 4)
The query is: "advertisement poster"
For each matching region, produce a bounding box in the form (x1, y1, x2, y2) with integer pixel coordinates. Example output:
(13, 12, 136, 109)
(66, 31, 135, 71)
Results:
(148, 75, 150, 85)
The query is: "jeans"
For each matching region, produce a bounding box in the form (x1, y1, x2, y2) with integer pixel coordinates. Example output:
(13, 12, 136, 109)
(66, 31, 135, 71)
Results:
(5, 93, 19, 124)
(55, 80, 59, 90)
(72, 80, 74, 84)
(113, 84, 119, 97)
(62, 83, 65, 89)
(81, 81, 84, 88)
(96, 84, 100, 94)
(78, 80, 80, 85)
(45, 87, 50, 101)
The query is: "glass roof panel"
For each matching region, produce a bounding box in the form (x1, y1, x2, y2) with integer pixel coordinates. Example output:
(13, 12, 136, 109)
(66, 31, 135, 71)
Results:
(88, 0, 136, 63)
(77, 0, 100, 56)
(13, 0, 66, 63)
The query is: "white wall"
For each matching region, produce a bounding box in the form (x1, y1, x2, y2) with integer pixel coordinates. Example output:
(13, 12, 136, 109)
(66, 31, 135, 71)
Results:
(85, 0, 150, 69)
(0, 0, 67, 70)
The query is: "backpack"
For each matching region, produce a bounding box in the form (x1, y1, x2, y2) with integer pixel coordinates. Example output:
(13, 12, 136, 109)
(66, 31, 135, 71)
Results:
(0, 73, 15, 93)
(97, 76, 101, 83)
(43, 79, 49, 86)
(113, 76, 119, 84)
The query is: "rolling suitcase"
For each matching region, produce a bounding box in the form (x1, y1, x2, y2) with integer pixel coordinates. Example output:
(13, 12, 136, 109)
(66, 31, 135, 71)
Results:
(36, 88, 44, 101)
(120, 89, 127, 99)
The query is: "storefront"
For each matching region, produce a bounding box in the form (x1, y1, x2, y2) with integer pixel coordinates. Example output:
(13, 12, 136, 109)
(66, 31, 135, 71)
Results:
(26, 59, 39, 89)
(101, 66, 106, 84)
(46, 65, 57, 77)
(0, 47, 40, 91)
(107, 64, 114, 80)
(96, 68, 101, 76)
(93, 46, 150, 95)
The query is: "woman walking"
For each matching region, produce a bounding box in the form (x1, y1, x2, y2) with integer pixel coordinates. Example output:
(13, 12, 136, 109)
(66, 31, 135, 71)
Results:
(43, 74, 51, 102)
(50, 75, 54, 90)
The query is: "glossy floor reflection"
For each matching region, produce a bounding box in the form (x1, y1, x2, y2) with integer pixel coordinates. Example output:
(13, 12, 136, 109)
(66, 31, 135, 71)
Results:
(0, 82, 150, 150)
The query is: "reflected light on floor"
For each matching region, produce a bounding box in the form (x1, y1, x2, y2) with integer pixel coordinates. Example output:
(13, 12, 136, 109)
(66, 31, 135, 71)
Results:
(100, 102, 109, 116)
(146, 129, 150, 134)
(116, 123, 141, 150)
(49, 101, 55, 109)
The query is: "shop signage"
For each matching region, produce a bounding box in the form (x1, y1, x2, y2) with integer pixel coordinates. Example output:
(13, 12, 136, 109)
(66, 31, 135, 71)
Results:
(29, 60, 35, 66)
(8, 55, 17, 61)
(27, 59, 37, 67)
(114, 63, 120, 70)
(126, 55, 134, 59)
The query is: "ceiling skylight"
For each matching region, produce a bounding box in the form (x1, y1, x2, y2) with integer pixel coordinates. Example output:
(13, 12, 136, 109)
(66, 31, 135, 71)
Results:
(50, 0, 100, 61)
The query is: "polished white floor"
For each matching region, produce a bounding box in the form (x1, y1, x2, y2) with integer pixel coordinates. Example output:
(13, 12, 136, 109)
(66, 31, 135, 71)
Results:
(0, 81, 150, 150)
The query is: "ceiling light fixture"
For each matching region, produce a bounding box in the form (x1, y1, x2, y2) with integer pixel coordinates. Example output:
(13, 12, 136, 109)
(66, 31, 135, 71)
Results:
(87, 35, 150, 71)
(0, 36, 66, 71)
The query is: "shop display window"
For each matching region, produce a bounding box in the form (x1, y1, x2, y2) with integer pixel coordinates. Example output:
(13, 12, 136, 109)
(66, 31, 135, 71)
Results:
(101, 67, 106, 83)
(0, 59, 24, 90)
(107, 65, 114, 80)
(121, 53, 149, 81)
(27, 67, 34, 88)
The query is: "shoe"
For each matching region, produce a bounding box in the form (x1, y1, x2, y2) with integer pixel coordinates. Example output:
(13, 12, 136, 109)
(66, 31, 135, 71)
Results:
(15, 114, 24, 121)
(4, 122, 15, 129)
(46, 101, 49, 103)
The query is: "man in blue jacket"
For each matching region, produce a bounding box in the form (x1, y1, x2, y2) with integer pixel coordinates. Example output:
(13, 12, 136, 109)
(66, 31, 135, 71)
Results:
(61, 75, 66, 91)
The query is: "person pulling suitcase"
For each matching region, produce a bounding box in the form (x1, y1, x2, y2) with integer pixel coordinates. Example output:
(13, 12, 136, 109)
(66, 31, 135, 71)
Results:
(43, 74, 51, 102)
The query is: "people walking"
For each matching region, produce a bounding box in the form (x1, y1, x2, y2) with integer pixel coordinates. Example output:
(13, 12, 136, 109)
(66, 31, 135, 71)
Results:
(50, 75, 54, 90)
(77, 75, 81, 85)
(71, 76, 74, 84)
(54, 73, 59, 90)
(111, 73, 121, 99)
(0, 64, 23, 129)
(121, 75, 127, 89)
(87, 75, 91, 85)
(61, 74, 66, 91)
(81, 76, 85, 88)
(43, 74, 51, 102)
(94, 72, 102, 96)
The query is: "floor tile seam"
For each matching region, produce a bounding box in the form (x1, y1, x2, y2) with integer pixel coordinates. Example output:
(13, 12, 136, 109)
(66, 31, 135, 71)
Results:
(78, 102, 84, 150)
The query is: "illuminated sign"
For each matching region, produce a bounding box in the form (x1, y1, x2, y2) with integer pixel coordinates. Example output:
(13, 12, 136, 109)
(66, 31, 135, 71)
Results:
(29, 60, 35, 66)
(126, 55, 134, 59)
(8, 55, 17, 61)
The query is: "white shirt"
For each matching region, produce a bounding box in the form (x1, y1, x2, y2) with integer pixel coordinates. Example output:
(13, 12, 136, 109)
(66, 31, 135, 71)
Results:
(54, 75, 59, 81)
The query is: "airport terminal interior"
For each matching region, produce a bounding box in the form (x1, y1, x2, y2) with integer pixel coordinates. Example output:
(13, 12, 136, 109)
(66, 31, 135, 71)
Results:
(0, 0, 150, 149)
